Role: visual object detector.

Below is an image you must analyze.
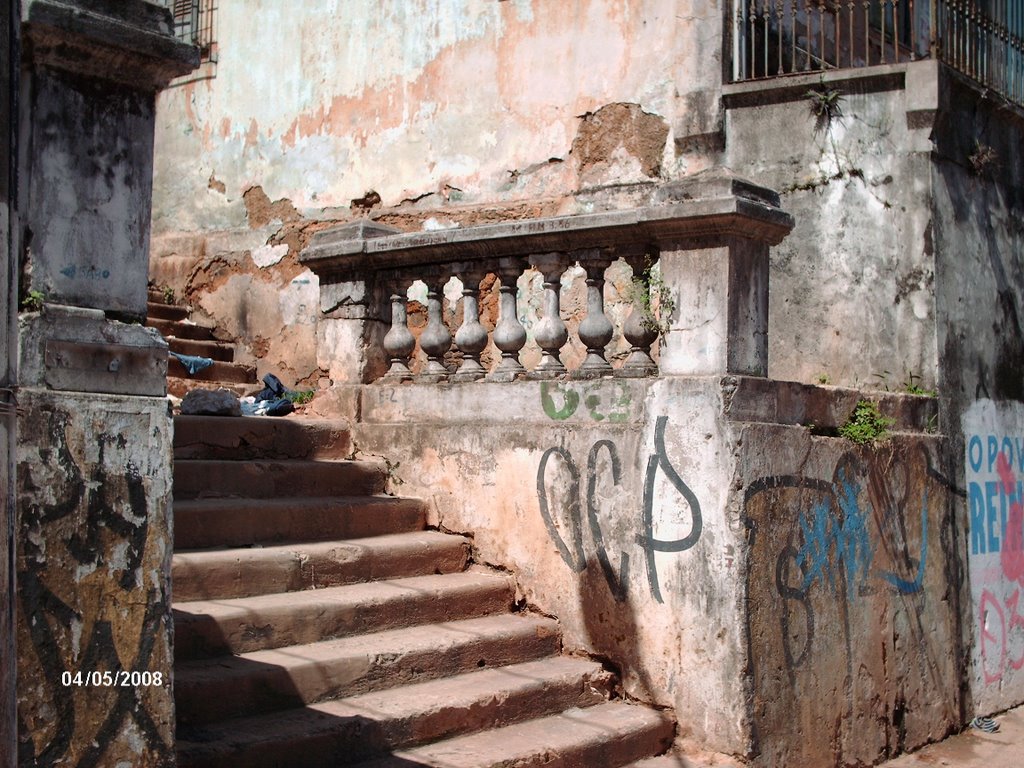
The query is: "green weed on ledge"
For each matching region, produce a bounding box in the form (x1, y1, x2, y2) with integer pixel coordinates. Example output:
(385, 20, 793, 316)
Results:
(839, 400, 894, 446)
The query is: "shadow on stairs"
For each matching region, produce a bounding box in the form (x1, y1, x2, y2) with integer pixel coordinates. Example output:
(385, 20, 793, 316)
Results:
(169, 414, 681, 767)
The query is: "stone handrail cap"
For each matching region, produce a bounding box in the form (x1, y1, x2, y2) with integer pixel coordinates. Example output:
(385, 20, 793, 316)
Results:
(301, 172, 793, 278)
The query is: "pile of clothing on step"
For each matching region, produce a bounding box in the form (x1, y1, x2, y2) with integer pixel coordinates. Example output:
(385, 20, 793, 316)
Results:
(240, 373, 295, 417)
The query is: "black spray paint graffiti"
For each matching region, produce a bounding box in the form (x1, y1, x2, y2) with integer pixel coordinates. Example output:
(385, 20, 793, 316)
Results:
(745, 446, 953, 674)
(17, 412, 170, 768)
(537, 416, 702, 603)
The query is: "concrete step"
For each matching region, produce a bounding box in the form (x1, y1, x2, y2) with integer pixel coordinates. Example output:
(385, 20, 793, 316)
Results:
(354, 700, 675, 768)
(176, 657, 614, 768)
(147, 317, 217, 340)
(168, 356, 255, 385)
(173, 569, 515, 660)
(174, 613, 562, 726)
(173, 415, 352, 461)
(167, 336, 235, 362)
(173, 458, 386, 500)
(173, 531, 471, 601)
(173, 496, 426, 549)
(148, 300, 191, 321)
(167, 378, 256, 401)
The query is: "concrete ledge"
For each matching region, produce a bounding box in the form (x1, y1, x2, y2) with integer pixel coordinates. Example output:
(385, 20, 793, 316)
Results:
(18, 303, 168, 396)
(352, 376, 939, 434)
(23, 0, 198, 88)
(723, 62, 910, 109)
(302, 171, 794, 277)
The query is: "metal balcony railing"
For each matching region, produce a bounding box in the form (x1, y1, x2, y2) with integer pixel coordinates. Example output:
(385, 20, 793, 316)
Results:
(732, 0, 1024, 106)
(164, 0, 218, 63)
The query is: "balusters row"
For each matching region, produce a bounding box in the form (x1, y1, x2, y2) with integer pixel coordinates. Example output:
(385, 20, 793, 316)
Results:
(731, 0, 1024, 108)
(733, 0, 924, 81)
(379, 256, 661, 384)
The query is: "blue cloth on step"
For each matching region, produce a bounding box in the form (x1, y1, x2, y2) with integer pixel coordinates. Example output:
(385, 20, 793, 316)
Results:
(170, 351, 214, 376)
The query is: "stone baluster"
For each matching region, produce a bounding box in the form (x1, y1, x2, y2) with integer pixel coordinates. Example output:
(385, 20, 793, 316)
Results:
(418, 275, 453, 382)
(487, 259, 528, 381)
(452, 268, 488, 382)
(575, 252, 614, 378)
(528, 253, 569, 378)
(381, 283, 415, 382)
(619, 254, 659, 378)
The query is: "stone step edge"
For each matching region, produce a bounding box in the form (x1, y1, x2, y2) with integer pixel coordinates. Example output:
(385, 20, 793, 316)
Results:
(173, 569, 515, 659)
(172, 495, 428, 550)
(174, 612, 563, 726)
(171, 530, 471, 601)
(176, 657, 614, 767)
(352, 700, 676, 768)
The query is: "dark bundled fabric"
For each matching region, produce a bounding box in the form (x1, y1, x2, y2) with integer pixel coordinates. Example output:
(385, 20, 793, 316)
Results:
(242, 373, 295, 417)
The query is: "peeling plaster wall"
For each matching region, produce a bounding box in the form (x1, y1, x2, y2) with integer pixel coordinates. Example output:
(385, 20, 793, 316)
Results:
(150, 0, 724, 385)
(16, 390, 174, 767)
(740, 426, 959, 767)
(724, 69, 938, 392)
(351, 377, 747, 755)
(347, 377, 960, 763)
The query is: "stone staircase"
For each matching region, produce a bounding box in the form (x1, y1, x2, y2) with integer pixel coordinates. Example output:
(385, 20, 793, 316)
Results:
(169, 414, 679, 767)
(145, 289, 257, 398)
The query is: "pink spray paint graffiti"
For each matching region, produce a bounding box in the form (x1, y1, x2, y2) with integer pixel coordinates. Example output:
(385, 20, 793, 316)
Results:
(978, 452, 1024, 683)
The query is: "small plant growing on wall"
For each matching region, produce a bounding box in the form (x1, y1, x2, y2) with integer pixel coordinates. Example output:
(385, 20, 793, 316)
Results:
(630, 259, 675, 336)
(968, 141, 997, 175)
(839, 399, 894, 445)
(902, 372, 937, 397)
(19, 289, 44, 312)
(806, 81, 844, 132)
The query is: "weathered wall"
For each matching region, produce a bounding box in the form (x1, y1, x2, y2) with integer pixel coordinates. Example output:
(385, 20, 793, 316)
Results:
(150, 0, 725, 384)
(929, 73, 1024, 719)
(350, 377, 747, 755)
(21, 67, 157, 319)
(2, 1, 17, 762)
(741, 425, 959, 767)
(15, 389, 174, 767)
(14, 2, 195, 765)
(346, 375, 954, 763)
(931, 71, 1024, 413)
(962, 400, 1024, 716)
(724, 65, 939, 391)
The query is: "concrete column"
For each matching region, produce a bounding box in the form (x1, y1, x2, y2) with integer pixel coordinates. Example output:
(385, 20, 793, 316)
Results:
(2, 2, 17, 763)
(14, 2, 195, 765)
(656, 236, 769, 377)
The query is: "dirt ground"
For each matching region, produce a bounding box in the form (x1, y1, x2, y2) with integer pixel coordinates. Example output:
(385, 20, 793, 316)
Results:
(879, 705, 1023, 768)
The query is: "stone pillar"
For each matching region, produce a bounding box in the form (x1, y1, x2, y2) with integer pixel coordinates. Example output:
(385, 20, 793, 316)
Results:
(308, 220, 401, 385)
(655, 237, 769, 377)
(2, 4, 17, 764)
(14, 2, 195, 766)
(651, 171, 784, 378)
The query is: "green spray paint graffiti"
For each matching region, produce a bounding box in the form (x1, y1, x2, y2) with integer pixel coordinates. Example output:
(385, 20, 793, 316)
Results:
(540, 380, 631, 422)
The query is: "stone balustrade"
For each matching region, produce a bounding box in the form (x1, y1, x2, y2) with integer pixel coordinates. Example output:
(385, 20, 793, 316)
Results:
(301, 170, 794, 385)
(371, 250, 662, 384)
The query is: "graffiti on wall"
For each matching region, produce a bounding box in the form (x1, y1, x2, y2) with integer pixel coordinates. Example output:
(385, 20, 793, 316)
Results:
(744, 443, 957, 764)
(536, 415, 701, 603)
(540, 380, 632, 422)
(16, 406, 173, 767)
(966, 425, 1024, 694)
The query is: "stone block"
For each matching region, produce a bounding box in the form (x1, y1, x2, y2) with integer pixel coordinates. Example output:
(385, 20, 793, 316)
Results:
(181, 388, 242, 417)
(18, 304, 167, 396)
